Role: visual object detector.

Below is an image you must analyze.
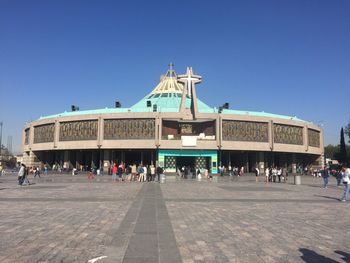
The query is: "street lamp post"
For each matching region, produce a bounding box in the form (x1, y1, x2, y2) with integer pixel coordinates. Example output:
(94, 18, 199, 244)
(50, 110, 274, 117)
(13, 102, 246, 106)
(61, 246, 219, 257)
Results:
(0, 122, 3, 157)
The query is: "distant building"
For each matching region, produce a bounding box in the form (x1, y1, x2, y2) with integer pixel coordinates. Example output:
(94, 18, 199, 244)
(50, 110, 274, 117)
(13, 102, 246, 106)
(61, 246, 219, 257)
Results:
(22, 65, 324, 173)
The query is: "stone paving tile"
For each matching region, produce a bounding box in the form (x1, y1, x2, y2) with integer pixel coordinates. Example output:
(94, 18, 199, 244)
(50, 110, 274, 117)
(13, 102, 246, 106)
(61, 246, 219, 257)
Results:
(161, 176, 350, 263)
(0, 175, 141, 263)
(0, 174, 350, 262)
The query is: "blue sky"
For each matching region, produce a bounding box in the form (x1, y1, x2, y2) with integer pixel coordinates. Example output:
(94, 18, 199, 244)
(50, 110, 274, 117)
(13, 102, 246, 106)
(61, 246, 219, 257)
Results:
(0, 0, 349, 153)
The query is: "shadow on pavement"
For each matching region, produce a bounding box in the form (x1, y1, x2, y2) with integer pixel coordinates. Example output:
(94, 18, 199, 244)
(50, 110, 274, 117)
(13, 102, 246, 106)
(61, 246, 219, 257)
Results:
(314, 195, 340, 201)
(299, 248, 338, 263)
(335, 250, 350, 262)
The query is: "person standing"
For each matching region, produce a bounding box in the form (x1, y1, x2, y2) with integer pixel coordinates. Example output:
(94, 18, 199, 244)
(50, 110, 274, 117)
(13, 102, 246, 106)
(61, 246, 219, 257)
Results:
(254, 167, 259, 182)
(322, 166, 330, 188)
(219, 165, 224, 176)
(277, 167, 282, 183)
(156, 166, 163, 182)
(272, 167, 277, 183)
(111, 163, 118, 182)
(340, 165, 350, 202)
(336, 169, 342, 187)
(239, 166, 244, 177)
(265, 167, 269, 183)
(282, 167, 288, 183)
(138, 165, 144, 182)
(150, 165, 155, 182)
(131, 164, 137, 181)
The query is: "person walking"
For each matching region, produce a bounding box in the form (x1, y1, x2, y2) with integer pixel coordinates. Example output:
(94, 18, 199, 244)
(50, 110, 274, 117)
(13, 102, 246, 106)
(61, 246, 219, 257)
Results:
(340, 165, 350, 202)
(34, 166, 41, 178)
(322, 166, 330, 188)
(18, 164, 26, 185)
(22, 165, 30, 186)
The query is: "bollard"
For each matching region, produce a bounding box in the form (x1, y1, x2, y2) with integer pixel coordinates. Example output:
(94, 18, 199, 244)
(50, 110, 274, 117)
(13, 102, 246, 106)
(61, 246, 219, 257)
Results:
(294, 175, 301, 185)
(160, 174, 166, 184)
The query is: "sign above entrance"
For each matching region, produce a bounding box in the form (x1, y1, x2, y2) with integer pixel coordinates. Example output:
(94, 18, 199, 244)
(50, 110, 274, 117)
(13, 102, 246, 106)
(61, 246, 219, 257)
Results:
(181, 136, 197, 147)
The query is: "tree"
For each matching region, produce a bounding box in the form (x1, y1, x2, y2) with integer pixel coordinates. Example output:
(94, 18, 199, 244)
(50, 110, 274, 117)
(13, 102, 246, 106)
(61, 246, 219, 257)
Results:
(324, 144, 339, 159)
(345, 119, 350, 144)
(339, 127, 348, 164)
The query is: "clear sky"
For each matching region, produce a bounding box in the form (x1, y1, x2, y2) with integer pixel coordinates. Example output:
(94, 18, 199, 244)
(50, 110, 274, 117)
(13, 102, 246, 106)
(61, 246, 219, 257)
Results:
(0, 0, 349, 154)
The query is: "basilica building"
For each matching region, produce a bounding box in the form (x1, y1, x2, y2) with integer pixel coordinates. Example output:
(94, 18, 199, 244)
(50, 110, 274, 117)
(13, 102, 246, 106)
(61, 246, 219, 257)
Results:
(22, 65, 324, 173)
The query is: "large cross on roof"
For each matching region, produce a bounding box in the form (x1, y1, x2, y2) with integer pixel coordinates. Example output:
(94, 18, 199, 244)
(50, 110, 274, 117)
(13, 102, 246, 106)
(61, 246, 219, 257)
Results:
(177, 67, 202, 98)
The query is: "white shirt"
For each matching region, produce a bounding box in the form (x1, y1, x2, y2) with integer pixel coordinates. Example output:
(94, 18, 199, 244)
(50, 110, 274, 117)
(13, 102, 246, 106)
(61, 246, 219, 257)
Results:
(343, 168, 350, 184)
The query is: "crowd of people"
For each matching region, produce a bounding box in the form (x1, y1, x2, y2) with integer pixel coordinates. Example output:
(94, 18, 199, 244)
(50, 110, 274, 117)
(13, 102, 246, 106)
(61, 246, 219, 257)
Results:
(264, 167, 288, 183)
(14, 161, 350, 202)
(109, 162, 163, 182)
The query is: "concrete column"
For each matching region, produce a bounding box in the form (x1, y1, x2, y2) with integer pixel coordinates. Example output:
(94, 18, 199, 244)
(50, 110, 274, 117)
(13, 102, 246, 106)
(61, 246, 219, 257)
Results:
(22, 151, 29, 165)
(292, 154, 297, 174)
(76, 151, 81, 170)
(103, 150, 111, 170)
(54, 120, 59, 149)
(258, 152, 265, 174)
(121, 151, 125, 163)
(268, 120, 274, 151)
(316, 154, 325, 169)
(23, 151, 39, 167)
(216, 117, 220, 147)
(97, 117, 103, 147)
(157, 115, 162, 146)
(245, 152, 249, 173)
(23, 151, 32, 166)
(304, 125, 308, 152)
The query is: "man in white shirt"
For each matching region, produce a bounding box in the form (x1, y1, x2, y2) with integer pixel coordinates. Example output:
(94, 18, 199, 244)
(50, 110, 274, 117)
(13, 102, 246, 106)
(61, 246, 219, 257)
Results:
(340, 165, 350, 202)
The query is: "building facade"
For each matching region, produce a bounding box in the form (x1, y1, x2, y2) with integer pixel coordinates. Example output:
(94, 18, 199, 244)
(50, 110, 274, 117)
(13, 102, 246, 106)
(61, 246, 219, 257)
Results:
(22, 65, 324, 173)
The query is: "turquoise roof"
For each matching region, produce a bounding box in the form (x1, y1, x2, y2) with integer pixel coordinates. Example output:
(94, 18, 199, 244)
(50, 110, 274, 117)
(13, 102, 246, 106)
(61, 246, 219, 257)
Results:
(37, 66, 308, 123)
(39, 108, 129, 120)
(130, 92, 215, 113)
(39, 95, 307, 124)
(220, 109, 307, 122)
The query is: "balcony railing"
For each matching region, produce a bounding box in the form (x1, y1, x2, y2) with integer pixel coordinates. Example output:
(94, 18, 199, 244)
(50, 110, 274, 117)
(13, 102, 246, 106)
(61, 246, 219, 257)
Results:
(162, 133, 216, 141)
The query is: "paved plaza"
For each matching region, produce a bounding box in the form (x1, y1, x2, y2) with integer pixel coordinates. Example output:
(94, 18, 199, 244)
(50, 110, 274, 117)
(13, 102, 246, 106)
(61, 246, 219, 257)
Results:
(0, 173, 349, 263)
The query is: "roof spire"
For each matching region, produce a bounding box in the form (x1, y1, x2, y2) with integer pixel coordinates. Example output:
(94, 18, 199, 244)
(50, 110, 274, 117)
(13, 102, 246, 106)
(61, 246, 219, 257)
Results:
(165, 62, 176, 78)
(150, 64, 184, 94)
